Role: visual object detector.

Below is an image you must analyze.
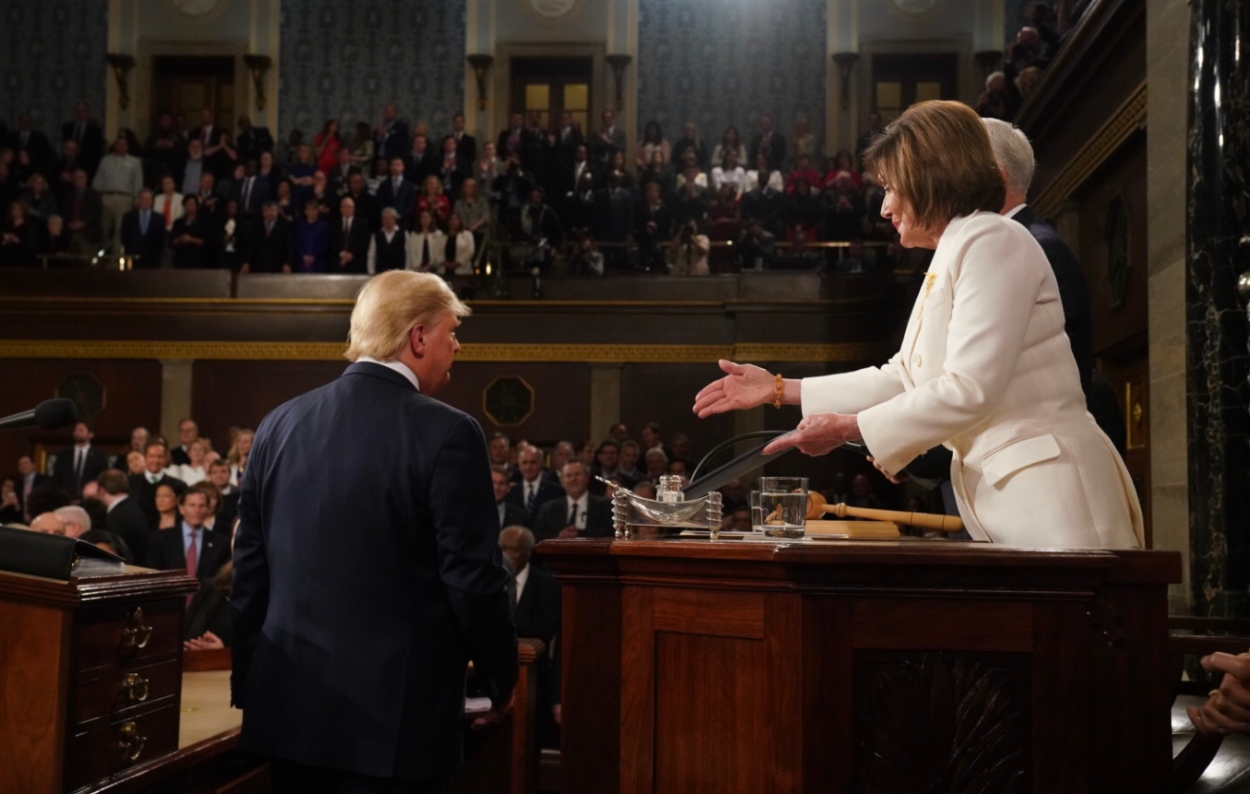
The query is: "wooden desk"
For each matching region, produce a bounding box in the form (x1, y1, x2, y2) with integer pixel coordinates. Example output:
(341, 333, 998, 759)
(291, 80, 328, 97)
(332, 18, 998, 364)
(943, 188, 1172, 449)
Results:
(542, 538, 1182, 794)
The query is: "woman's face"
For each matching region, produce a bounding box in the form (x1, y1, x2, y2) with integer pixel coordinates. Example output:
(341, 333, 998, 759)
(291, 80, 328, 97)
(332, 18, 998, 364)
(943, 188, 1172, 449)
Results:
(189, 441, 207, 465)
(126, 451, 145, 475)
(237, 432, 253, 456)
(424, 177, 439, 197)
(448, 214, 462, 233)
(277, 181, 291, 199)
(419, 210, 434, 231)
(161, 176, 175, 194)
(304, 204, 319, 221)
(880, 184, 936, 248)
(155, 485, 177, 513)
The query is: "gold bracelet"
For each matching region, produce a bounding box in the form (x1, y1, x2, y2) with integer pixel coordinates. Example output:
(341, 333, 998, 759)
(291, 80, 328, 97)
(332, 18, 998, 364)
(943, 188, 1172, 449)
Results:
(774, 373, 784, 409)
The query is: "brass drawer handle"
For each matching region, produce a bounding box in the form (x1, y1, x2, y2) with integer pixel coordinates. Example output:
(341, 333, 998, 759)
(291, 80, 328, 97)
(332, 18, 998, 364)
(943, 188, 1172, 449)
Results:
(120, 607, 153, 650)
(121, 673, 150, 703)
(117, 721, 146, 762)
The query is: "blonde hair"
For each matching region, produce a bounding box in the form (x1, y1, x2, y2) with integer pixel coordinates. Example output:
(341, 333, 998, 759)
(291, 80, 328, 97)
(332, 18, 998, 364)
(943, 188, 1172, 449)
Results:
(344, 271, 470, 362)
(863, 100, 1006, 230)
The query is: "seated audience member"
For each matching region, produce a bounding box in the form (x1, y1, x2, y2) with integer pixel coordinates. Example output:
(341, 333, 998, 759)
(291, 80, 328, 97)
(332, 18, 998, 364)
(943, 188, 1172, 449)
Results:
(38, 213, 69, 256)
(169, 438, 212, 485)
(51, 421, 109, 501)
(146, 487, 230, 582)
(54, 505, 91, 538)
(977, 70, 1023, 122)
(377, 157, 417, 230)
(152, 483, 182, 531)
(549, 441, 576, 474)
(0, 478, 21, 524)
(22, 174, 60, 221)
(634, 121, 671, 171)
(226, 428, 253, 485)
(98, 469, 151, 563)
(711, 150, 748, 197)
(241, 201, 293, 274)
(122, 450, 145, 476)
(489, 433, 513, 471)
(669, 218, 710, 276)
(29, 512, 67, 535)
(500, 525, 560, 643)
(0, 199, 39, 266)
(169, 195, 218, 268)
(508, 446, 563, 517)
(824, 149, 863, 190)
(154, 175, 184, 232)
(617, 441, 645, 483)
(417, 175, 451, 228)
(671, 122, 708, 171)
(190, 481, 223, 532)
(185, 557, 233, 651)
(494, 466, 531, 530)
(408, 208, 446, 272)
(206, 459, 239, 534)
(120, 189, 165, 268)
(711, 126, 748, 175)
(330, 195, 371, 274)
(643, 446, 669, 484)
(367, 206, 409, 274)
(453, 177, 491, 246)
(80, 529, 133, 563)
(64, 168, 105, 255)
(441, 212, 475, 275)
(531, 461, 614, 543)
(130, 441, 187, 530)
(170, 417, 200, 466)
(667, 459, 691, 487)
(293, 198, 330, 272)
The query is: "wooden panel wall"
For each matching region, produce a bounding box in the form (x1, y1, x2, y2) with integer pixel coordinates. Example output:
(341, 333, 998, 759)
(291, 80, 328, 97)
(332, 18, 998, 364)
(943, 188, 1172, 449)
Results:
(0, 360, 163, 476)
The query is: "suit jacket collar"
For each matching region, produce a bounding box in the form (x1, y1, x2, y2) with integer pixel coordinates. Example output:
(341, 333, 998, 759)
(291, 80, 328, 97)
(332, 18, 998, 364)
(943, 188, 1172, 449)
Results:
(1011, 205, 1037, 228)
(344, 360, 420, 392)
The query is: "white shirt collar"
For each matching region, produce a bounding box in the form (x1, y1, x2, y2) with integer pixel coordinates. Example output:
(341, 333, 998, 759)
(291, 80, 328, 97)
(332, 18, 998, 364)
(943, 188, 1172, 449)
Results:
(356, 356, 421, 392)
(1004, 202, 1027, 219)
(515, 564, 530, 601)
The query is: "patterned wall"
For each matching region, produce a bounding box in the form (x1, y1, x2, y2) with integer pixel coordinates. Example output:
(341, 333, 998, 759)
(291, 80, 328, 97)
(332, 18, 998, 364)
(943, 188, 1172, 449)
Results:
(637, 0, 827, 163)
(278, 0, 466, 142)
(0, 0, 108, 135)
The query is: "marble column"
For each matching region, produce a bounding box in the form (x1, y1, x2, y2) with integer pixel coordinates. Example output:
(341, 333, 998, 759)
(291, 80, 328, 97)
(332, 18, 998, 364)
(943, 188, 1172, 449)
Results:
(1186, 0, 1250, 616)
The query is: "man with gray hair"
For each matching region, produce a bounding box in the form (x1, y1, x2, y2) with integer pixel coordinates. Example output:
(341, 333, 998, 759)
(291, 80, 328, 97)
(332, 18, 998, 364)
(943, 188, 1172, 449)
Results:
(982, 117, 1093, 402)
(232, 270, 517, 792)
(29, 512, 66, 535)
(530, 459, 614, 543)
(240, 201, 292, 274)
(367, 206, 409, 274)
(53, 505, 92, 538)
(121, 188, 166, 268)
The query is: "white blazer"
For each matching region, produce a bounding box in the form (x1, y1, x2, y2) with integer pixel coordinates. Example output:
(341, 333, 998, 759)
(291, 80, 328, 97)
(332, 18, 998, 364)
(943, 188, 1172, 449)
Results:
(407, 230, 447, 271)
(445, 230, 476, 275)
(801, 212, 1142, 549)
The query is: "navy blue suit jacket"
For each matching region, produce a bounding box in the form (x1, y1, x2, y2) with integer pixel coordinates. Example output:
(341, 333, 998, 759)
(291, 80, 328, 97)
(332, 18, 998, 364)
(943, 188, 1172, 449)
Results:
(232, 362, 518, 779)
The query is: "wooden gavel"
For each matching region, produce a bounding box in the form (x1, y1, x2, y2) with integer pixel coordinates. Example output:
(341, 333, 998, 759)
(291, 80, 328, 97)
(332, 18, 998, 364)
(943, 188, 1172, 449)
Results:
(805, 492, 965, 532)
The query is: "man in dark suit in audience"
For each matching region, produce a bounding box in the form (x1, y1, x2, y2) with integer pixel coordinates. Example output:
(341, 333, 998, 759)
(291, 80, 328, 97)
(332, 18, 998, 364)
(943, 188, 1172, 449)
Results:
(749, 114, 787, 173)
(235, 115, 274, 165)
(343, 172, 380, 231)
(530, 460, 614, 543)
(377, 157, 417, 230)
(405, 133, 435, 185)
(500, 526, 560, 641)
(51, 422, 110, 501)
(97, 469, 154, 565)
(129, 441, 187, 531)
(496, 112, 526, 164)
(329, 195, 371, 274)
(61, 102, 106, 178)
(232, 271, 517, 792)
(121, 189, 166, 269)
(493, 466, 530, 530)
(229, 161, 270, 219)
(241, 202, 293, 274)
(190, 108, 231, 180)
(451, 112, 476, 166)
(207, 460, 239, 535)
(590, 109, 627, 168)
(146, 488, 231, 581)
(14, 111, 53, 176)
(14, 454, 49, 524)
(64, 168, 105, 255)
(375, 103, 410, 162)
(507, 446, 563, 517)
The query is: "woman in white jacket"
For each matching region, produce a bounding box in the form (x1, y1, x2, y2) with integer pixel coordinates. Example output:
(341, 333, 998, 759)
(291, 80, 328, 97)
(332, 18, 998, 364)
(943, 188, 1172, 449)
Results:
(693, 100, 1141, 549)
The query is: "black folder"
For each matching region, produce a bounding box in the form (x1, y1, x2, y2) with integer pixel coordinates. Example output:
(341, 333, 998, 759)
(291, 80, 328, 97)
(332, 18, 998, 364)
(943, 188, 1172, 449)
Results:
(0, 525, 124, 580)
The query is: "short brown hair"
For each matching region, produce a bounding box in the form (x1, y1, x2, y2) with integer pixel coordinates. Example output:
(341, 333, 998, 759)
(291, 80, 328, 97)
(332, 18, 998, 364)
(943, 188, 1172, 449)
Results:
(97, 469, 129, 495)
(863, 100, 1006, 230)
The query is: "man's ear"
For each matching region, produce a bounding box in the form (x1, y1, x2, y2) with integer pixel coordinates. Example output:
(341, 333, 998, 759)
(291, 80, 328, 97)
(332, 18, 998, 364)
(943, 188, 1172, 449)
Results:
(408, 322, 426, 357)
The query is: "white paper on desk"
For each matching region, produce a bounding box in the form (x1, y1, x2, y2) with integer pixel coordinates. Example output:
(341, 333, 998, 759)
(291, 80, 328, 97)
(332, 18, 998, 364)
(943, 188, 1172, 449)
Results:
(464, 697, 493, 716)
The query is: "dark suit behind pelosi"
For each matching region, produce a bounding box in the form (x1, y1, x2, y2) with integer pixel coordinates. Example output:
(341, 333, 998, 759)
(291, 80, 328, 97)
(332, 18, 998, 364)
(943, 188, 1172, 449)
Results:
(231, 361, 518, 785)
(146, 523, 232, 581)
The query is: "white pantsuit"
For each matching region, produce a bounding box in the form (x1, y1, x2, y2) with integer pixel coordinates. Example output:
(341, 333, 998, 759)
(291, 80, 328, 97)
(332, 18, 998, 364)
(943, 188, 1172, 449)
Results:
(801, 212, 1142, 548)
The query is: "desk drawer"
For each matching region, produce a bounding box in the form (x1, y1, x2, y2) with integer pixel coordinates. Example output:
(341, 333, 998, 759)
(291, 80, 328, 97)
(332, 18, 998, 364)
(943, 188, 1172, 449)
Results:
(76, 600, 183, 673)
(74, 659, 181, 725)
(67, 703, 179, 791)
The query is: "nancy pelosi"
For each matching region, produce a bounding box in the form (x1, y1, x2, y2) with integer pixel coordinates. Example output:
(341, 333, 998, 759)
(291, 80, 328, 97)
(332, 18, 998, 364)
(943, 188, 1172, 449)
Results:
(693, 100, 1142, 549)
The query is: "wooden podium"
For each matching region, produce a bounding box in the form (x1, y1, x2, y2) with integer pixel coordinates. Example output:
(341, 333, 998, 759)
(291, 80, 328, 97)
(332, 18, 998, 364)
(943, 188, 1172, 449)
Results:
(541, 538, 1181, 794)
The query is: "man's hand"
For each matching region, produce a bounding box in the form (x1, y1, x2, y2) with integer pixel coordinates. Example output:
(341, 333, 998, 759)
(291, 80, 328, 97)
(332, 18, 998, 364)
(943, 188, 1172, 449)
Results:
(472, 694, 514, 731)
(557, 525, 581, 540)
(1188, 650, 1250, 735)
(184, 631, 224, 651)
(763, 413, 861, 457)
(692, 360, 776, 418)
(867, 455, 907, 485)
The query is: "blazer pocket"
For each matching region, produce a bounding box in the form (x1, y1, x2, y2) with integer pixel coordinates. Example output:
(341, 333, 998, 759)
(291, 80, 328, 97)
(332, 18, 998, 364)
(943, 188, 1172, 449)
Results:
(981, 433, 1061, 488)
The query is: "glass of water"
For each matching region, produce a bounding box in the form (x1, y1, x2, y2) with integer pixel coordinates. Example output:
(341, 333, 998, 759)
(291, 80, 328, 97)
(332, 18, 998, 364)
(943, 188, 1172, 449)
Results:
(758, 477, 809, 539)
(749, 491, 765, 532)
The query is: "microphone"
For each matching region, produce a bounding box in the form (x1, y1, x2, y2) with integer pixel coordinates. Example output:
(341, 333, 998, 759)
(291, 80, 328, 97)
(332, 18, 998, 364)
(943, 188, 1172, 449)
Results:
(0, 399, 80, 432)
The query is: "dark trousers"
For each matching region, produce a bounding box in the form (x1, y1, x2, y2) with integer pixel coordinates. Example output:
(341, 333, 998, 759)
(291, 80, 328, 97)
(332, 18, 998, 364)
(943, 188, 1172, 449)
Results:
(270, 757, 447, 794)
